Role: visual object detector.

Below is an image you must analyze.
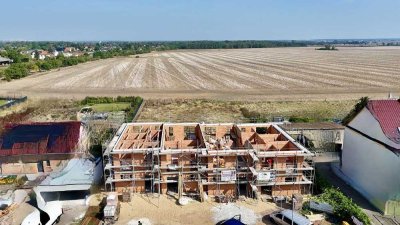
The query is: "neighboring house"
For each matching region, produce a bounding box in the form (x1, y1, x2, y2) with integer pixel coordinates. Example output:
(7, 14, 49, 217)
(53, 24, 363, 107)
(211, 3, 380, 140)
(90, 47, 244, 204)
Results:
(38, 50, 50, 59)
(31, 50, 53, 60)
(72, 51, 84, 57)
(0, 122, 86, 175)
(64, 47, 76, 53)
(340, 99, 400, 216)
(63, 52, 73, 57)
(0, 57, 12, 66)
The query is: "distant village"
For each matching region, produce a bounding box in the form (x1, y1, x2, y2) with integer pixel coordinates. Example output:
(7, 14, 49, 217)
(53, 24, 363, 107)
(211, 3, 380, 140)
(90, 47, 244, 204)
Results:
(21, 46, 93, 60)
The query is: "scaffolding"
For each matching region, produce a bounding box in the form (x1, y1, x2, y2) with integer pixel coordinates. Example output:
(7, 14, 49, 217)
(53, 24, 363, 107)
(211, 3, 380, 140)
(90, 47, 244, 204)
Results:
(104, 122, 315, 201)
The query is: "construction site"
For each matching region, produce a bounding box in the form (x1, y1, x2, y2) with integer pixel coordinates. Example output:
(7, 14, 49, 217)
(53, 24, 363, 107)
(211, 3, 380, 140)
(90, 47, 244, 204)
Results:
(104, 122, 315, 201)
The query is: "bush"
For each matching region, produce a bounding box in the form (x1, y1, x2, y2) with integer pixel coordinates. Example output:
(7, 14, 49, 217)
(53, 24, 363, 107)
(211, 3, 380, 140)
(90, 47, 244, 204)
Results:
(81, 96, 115, 105)
(4, 63, 29, 80)
(314, 170, 332, 194)
(315, 188, 371, 225)
(289, 116, 314, 123)
(342, 97, 369, 125)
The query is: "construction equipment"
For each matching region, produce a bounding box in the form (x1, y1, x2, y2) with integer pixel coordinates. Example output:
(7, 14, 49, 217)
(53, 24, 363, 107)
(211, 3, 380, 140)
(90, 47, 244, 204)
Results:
(103, 192, 120, 224)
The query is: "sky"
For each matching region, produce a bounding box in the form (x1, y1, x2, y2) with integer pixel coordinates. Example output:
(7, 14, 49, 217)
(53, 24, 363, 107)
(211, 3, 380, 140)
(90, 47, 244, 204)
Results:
(1, 0, 400, 41)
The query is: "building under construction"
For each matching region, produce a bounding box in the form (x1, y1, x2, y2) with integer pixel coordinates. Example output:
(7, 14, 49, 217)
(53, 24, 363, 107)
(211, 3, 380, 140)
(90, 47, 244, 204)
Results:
(104, 123, 314, 200)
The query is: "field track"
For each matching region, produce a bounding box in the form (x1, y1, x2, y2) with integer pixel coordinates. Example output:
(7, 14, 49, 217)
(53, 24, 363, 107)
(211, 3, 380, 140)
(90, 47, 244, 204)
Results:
(1, 47, 400, 100)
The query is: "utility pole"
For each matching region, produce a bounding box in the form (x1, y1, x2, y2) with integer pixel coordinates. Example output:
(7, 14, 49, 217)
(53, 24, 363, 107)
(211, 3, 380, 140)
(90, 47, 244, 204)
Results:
(292, 197, 297, 225)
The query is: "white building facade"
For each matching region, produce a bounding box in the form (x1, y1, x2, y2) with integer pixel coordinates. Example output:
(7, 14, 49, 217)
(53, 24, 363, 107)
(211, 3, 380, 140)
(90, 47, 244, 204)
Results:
(341, 100, 400, 216)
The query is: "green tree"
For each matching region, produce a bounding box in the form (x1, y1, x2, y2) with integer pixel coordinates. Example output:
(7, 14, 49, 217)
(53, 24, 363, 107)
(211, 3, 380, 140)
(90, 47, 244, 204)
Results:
(4, 63, 29, 80)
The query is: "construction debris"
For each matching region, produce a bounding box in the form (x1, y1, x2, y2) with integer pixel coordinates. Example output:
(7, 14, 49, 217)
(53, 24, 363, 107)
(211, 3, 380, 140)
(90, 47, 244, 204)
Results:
(128, 218, 152, 225)
(103, 192, 120, 224)
(211, 203, 259, 225)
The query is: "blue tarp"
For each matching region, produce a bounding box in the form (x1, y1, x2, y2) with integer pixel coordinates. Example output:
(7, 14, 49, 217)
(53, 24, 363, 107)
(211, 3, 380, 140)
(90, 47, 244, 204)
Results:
(221, 218, 246, 225)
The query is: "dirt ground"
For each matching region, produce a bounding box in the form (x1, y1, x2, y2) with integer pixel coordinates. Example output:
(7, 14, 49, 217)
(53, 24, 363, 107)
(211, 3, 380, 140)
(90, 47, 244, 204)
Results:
(0, 98, 79, 122)
(0, 47, 399, 101)
(113, 194, 278, 225)
(137, 99, 358, 123)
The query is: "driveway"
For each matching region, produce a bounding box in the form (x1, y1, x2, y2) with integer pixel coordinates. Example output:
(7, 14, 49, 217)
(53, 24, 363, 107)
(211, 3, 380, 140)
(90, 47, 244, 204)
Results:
(315, 162, 399, 225)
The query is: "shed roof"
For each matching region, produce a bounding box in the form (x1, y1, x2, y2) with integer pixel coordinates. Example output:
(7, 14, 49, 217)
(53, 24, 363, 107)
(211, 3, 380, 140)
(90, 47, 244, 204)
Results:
(40, 158, 98, 186)
(366, 100, 400, 144)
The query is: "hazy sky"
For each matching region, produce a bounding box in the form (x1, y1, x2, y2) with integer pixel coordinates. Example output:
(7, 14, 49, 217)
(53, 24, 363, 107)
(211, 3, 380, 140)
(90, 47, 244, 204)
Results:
(2, 0, 400, 41)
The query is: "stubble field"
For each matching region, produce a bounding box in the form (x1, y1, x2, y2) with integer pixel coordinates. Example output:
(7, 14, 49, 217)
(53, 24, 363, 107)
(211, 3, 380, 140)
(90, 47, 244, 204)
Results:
(1, 47, 399, 100)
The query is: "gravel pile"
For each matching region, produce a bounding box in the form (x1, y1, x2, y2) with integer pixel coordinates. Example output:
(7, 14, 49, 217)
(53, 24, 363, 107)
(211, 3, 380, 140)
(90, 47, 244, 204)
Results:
(211, 203, 259, 225)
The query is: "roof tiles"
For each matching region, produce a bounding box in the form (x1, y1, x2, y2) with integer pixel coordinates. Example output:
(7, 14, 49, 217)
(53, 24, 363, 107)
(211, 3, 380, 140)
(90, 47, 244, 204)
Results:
(367, 100, 400, 144)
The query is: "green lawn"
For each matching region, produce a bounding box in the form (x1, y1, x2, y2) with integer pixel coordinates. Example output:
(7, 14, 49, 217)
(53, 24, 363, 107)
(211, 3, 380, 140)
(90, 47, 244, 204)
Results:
(89, 102, 130, 112)
(0, 100, 8, 106)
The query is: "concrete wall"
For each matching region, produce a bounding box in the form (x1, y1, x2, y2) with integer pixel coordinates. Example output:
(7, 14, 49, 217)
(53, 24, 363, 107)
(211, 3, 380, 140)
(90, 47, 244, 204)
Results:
(115, 181, 146, 193)
(272, 185, 301, 196)
(342, 109, 400, 215)
(1, 160, 65, 175)
(207, 183, 236, 196)
(286, 129, 343, 152)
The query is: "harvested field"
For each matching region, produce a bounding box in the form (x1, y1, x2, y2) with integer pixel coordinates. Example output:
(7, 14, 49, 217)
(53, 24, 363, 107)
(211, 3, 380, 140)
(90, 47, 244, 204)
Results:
(1, 47, 400, 100)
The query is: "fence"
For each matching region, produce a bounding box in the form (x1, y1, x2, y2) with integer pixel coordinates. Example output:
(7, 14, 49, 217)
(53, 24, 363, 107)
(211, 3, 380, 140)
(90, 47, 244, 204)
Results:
(0, 96, 28, 110)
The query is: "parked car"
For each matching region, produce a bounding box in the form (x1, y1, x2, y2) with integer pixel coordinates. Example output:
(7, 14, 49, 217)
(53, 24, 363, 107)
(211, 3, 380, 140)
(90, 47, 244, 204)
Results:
(270, 209, 311, 225)
(21, 201, 62, 225)
(216, 215, 246, 225)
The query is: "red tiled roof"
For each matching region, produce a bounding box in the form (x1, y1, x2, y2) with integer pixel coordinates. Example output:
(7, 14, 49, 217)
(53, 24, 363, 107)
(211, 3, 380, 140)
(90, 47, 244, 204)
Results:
(366, 100, 400, 145)
(0, 122, 81, 156)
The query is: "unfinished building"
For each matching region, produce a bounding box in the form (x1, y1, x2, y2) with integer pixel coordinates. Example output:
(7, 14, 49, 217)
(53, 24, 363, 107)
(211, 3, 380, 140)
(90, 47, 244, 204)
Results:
(104, 123, 314, 200)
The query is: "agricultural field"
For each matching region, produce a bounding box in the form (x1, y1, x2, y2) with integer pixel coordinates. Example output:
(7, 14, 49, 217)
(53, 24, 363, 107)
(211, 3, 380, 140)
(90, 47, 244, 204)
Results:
(0, 47, 399, 100)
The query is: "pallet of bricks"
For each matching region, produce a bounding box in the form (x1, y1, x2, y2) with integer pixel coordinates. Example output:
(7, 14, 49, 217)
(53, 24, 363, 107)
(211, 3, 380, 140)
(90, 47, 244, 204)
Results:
(122, 190, 131, 202)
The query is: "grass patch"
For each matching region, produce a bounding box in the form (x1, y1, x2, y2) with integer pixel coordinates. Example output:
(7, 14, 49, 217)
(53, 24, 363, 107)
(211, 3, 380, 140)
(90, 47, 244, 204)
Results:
(80, 96, 143, 122)
(139, 99, 357, 123)
(90, 103, 130, 112)
(0, 100, 8, 106)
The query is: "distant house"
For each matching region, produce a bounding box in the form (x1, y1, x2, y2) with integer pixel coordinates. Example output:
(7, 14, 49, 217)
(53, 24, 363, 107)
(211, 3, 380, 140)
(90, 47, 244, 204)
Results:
(63, 52, 73, 57)
(0, 57, 12, 66)
(339, 99, 400, 216)
(64, 47, 76, 53)
(31, 50, 53, 60)
(72, 51, 84, 57)
(53, 50, 59, 57)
